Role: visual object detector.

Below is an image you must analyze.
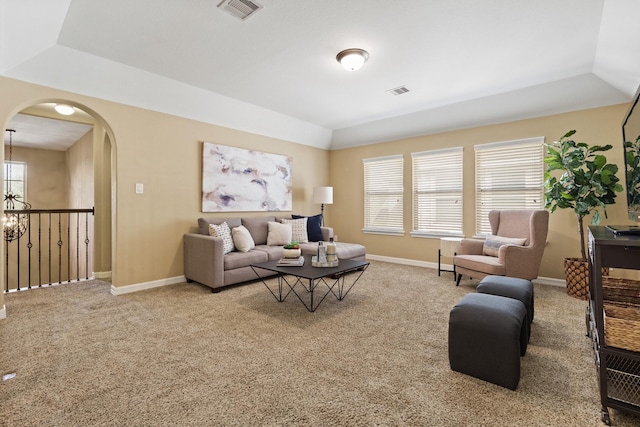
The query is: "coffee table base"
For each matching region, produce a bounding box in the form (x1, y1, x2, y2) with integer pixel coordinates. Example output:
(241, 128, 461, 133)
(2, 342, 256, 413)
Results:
(250, 258, 369, 312)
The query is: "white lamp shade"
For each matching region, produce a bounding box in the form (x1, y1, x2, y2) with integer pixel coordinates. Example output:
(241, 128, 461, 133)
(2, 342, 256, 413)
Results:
(313, 186, 333, 204)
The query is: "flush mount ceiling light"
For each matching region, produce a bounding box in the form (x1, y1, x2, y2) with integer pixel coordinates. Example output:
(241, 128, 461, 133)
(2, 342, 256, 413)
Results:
(336, 48, 369, 71)
(54, 104, 75, 115)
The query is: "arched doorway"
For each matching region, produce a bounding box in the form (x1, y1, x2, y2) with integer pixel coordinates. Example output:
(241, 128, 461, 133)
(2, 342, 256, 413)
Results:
(3, 101, 114, 290)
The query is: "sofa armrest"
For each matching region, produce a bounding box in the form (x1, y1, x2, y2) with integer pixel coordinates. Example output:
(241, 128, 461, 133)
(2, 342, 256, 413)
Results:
(321, 227, 334, 241)
(183, 233, 225, 289)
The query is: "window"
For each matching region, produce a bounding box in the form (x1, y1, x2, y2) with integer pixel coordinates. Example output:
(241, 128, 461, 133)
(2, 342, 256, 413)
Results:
(3, 161, 27, 210)
(475, 137, 544, 235)
(363, 155, 404, 235)
(411, 147, 463, 237)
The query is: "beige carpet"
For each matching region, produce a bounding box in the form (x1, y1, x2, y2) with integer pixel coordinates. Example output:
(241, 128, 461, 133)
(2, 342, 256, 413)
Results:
(1, 261, 639, 426)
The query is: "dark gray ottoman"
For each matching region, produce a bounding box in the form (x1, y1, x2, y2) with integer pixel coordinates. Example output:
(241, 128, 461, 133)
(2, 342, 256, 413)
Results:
(477, 275, 534, 326)
(448, 293, 528, 390)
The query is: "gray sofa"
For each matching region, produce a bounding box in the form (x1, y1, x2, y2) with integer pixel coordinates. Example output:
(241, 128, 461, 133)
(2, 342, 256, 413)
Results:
(183, 215, 366, 292)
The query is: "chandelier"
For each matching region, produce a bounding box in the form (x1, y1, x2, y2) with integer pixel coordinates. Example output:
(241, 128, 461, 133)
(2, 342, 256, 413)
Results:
(3, 129, 31, 241)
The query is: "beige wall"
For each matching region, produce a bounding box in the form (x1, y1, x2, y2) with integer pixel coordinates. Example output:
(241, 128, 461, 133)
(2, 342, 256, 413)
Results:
(2, 146, 69, 290)
(66, 129, 95, 279)
(3, 135, 98, 289)
(329, 104, 632, 280)
(5, 146, 67, 209)
(0, 77, 330, 299)
(66, 129, 94, 209)
(0, 74, 633, 312)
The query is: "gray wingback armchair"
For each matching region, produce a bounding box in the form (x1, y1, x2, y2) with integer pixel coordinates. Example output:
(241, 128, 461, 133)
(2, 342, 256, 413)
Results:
(454, 210, 549, 285)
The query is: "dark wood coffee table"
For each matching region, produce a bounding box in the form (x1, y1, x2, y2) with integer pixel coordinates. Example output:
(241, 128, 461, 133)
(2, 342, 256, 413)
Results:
(250, 256, 369, 312)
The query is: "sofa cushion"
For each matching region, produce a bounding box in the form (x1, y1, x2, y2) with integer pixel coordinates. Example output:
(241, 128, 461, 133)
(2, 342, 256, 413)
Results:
(208, 222, 234, 254)
(232, 225, 255, 252)
(198, 217, 241, 235)
(241, 216, 275, 245)
(267, 221, 292, 246)
(280, 217, 309, 243)
(224, 249, 268, 270)
(482, 235, 527, 257)
(335, 242, 366, 259)
(298, 241, 366, 260)
(292, 214, 323, 242)
(254, 245, 284, 261)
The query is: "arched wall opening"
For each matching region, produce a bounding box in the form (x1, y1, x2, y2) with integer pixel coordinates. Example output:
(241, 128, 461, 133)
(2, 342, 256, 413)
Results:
(1, 99, 116, 298)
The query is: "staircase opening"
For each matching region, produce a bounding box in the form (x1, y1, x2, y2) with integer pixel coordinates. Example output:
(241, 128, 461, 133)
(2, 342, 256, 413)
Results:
(3, 102, 113, 292)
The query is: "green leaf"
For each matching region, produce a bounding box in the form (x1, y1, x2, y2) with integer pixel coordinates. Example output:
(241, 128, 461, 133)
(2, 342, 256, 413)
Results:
(593, 154, 606, 169)
(592, 210, 602, 225)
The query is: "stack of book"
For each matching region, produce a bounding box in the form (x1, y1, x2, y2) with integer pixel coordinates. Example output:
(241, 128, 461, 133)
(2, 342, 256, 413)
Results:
(276, 256, 305, 267)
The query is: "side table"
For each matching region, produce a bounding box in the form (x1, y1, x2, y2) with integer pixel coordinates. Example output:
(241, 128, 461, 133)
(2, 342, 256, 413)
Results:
(439, 237, 463, 281)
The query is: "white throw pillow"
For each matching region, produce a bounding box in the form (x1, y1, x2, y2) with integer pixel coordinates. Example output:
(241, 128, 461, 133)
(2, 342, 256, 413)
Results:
(482, 235, 527, 257)
(209, 222, 235, 254)
(232, 225, 255, 253)
(280, 217, 309, 243)
(267, 221, 292, 246)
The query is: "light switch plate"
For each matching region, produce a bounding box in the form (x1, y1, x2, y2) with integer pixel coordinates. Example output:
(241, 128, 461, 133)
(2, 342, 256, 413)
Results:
(135, 183, 144, 194)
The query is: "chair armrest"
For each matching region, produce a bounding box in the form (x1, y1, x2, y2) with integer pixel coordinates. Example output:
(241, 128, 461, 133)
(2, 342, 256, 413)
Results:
(321, 227, 334, 241)
(183, 233, 224, 288)
(459, 238, 484, 255)
(499, 244, 539, 280)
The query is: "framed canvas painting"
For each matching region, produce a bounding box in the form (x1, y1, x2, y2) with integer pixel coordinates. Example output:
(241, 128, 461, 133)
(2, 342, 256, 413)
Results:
(202, 142, 292, 212)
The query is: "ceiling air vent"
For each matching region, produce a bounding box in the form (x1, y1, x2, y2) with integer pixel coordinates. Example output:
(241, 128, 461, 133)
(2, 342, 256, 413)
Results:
(386, 86, 410, 96)
(218, 0, 263, 21)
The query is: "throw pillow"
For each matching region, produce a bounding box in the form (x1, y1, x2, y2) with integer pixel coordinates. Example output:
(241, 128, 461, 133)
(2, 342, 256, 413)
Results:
(482, 235, 527, 257)
(267, 221, 292, 246)
(292, 214, 323, 242)
(209, 222, 235, 254)
(280, 217, 309, 243)
(232, 225, 255, 252)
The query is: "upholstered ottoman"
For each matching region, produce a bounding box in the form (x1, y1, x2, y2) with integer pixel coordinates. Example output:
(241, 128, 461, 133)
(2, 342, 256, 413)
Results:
(448, 293, 528, 390)
(477, 275, 534, 329)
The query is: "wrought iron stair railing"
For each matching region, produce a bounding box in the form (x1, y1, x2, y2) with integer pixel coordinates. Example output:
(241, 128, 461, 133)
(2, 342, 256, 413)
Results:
(3, 208, 95, 292)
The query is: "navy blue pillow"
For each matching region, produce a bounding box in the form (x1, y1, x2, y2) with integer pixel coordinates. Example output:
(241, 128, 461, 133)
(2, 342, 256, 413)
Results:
(292, 214, 323, 242)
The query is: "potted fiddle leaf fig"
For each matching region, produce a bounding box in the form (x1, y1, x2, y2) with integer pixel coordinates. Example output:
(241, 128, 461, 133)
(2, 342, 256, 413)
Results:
(544, 130, 623, 299)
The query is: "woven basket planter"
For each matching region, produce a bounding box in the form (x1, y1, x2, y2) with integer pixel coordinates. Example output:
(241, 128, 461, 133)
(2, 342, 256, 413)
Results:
(564, 257, 609, 300)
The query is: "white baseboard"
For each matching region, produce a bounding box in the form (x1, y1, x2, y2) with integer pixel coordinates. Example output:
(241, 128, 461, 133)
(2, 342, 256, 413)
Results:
(532, 276, 565, 287)
(93, 271, 112, 280)
(366, 253, 566, 288)
(367, 254, 439, 270)
(111, 275, 186, 296)
(0, 304, 5, 320)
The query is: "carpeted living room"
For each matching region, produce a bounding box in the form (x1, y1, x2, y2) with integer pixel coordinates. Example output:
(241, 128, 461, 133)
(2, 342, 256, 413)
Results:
(2, 2, 640, 426)
(1, 262, 639, 426)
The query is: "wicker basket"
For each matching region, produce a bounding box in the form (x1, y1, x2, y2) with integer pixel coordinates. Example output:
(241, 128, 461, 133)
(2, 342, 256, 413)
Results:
(564, 257, 609, 300)
(604, 301, 640, 352)
(602, 277, 640, 304)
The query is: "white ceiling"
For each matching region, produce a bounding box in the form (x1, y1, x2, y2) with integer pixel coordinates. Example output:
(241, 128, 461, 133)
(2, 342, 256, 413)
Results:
(5, 111, 93, 151)
(2, 0, 640, 150)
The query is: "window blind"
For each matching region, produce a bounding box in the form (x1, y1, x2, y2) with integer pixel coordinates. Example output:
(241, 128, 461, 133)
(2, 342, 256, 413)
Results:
(363, 155, 404, 235)
(475, 137, 544, 235)
(411, 147, 463, 237)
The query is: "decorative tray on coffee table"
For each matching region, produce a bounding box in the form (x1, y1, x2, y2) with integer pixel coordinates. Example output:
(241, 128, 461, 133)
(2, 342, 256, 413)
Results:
(311, 256, 339, 268)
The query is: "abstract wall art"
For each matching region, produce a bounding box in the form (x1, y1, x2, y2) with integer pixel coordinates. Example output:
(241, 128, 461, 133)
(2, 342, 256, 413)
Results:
(202, 142, 292, 212)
